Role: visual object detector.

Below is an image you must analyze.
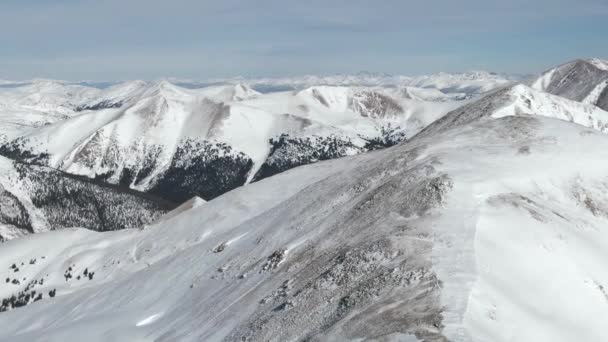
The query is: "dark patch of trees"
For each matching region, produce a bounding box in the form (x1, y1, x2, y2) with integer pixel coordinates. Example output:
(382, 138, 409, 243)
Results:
(149, 139, 253, 202)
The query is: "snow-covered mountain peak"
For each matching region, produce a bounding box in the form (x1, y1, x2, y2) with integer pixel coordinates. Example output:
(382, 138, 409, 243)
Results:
(0, 81, 99, 116)
(3, 110, 608, 340)
(144, 80, 193, 101)
(530, 58, 608, 111)
(419, 83, 608, 138)
(494, 84, 608, 120)
(587, 58, 608, 71)
(297, 86, 351, 110)
(196, 83, 261, 102)
(231, 83, 261, 100)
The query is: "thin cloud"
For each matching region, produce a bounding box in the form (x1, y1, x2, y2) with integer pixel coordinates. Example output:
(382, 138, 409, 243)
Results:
(0, 0, 606, 80)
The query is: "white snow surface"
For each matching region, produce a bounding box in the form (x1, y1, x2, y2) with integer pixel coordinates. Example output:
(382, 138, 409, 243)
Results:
(530, 68, 556, 91)
(491, 84, 608, 131)
(1, 80, 466, 189)
(4, 67, 608, 340)
(588, 58, 608, 71)
(1, 106, 608, 340)
(0, 81, 98, 139)
(583, 80, 608, 105)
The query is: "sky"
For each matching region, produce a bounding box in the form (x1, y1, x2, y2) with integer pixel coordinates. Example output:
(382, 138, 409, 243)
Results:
(1, 0, 607, 81)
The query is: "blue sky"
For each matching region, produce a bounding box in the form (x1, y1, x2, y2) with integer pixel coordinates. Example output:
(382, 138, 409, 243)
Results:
(1, 0, 607, 80)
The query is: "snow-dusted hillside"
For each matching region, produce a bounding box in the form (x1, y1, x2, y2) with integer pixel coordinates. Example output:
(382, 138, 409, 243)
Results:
(0, 81, 100, 139)
(419, 83, 608, 138)
(0, 81, 465, 202)
(531, 58, 608, 111)
(0, 69, 520, 203)
(0, 156, 170, 241)
(3, 71, 604, 205)
(1, 97, 608, 340)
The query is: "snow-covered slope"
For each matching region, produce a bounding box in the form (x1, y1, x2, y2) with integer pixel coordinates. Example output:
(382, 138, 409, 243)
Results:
(0, 81, 100, 139)
(0, 103, 608, 340)
(531, 58, 608, 111)
(0, 156, 170, 241)
(419, 83, 608, 138)
(0, 81, 98, 116)
(4, 77, 605, 204)
(1, 81, 464, 202)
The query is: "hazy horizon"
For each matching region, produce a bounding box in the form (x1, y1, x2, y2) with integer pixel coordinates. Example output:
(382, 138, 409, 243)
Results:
(2, 0, 607, 81)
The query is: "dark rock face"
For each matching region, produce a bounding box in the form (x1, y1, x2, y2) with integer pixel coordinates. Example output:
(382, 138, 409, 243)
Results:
(311, 89, 330, 107)
(541, 60, 608, 110)
(597, 85, 608, 111)
(349, 91, 404, 118)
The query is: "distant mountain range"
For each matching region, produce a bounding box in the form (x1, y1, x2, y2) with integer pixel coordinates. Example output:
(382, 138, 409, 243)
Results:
(2, 61, 607, 239)
(0, 78, 471, 206)
(1, 69, 522, 93)
(1, 58, 608, 341)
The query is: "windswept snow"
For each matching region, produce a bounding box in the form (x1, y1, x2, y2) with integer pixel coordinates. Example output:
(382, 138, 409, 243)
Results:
(417, 83, 608, 140)
(1, 112, 608, 341)
(2, 59, 608, 340)
(588, 58, 608, 71)
(529, 58, 608, 111)
(491, 84, 608, 131)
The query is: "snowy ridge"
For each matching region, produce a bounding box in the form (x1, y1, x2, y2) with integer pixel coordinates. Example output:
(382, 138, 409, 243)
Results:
(531, 68, 555, 91)
(3, 73, 608, 204)
(583, 80, 608, 105)
(0, 81, 100, 138)
(0, 80, 98, 116)
(3, 59, 608, 340)
(1, 81, 466, 202)
(1, 112, 608, 340)
(588, 58, 608, 71)
(491, 84, 608, 130)
(419, 83, 608, 138)
(204, 70, 518, 95)
(530, 58, 608, 111)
